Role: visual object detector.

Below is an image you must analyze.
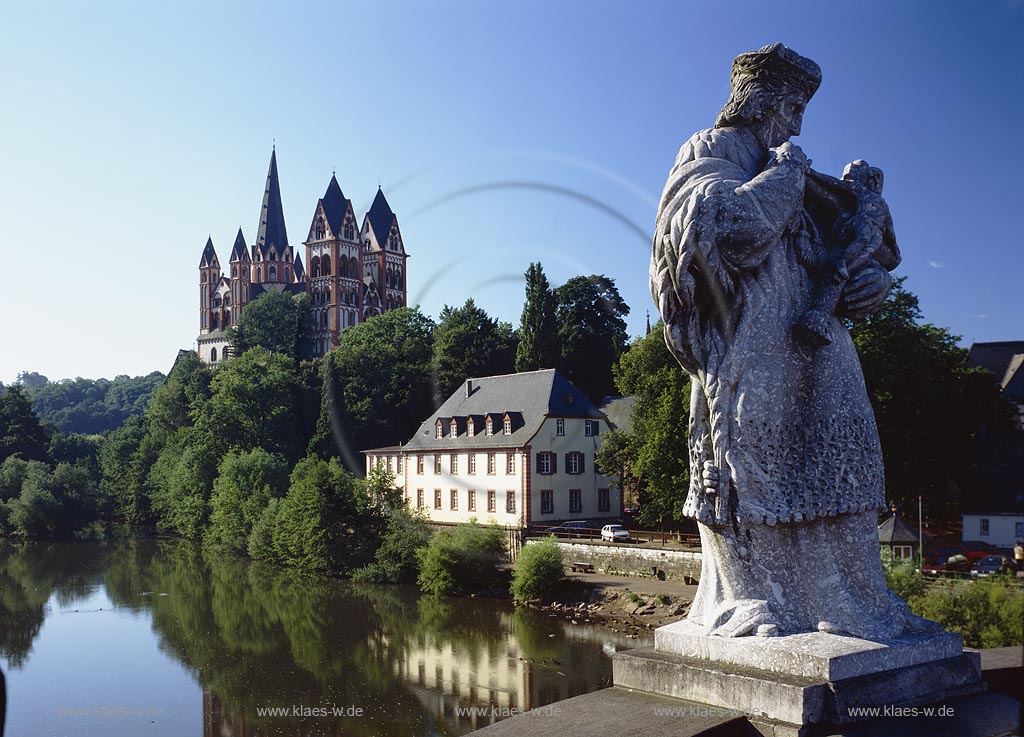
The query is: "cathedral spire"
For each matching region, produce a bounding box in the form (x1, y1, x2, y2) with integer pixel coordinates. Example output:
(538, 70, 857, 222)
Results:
(255, 147, 289, 255)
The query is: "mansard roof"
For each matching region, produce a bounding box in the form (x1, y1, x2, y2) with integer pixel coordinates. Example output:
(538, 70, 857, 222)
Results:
(366, 186, 396, 247)
(400, 369, 603, 451)
(199, 237, 218, 268)
(229, 228, 250, 263)
(255, 148, 289, 255)
(320, 174, 351, 237)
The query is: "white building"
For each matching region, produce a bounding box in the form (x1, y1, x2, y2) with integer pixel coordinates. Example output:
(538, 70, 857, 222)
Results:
(962, 430, 1024, 550)
(363, 369, 620, 528)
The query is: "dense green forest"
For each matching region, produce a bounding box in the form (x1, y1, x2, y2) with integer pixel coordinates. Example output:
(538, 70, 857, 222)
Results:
(0, 269, 1011, 581)
(5, 371, 165, 435)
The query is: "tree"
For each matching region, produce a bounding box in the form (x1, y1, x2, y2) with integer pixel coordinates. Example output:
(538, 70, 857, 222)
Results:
(555, 274, 630, 403)
(595, 323, 691, 527)
(432, 299, 517, 405)
(228, 290, 313, 360)
(0, 384, 51, 464)
(206, 448, 289, 552)
(318, 308, 435, 470)
(267, 455, 372, 572)
(849, 278, 1014, 517)
(515, 262, 559, 372)
(195, 347, 310, 464)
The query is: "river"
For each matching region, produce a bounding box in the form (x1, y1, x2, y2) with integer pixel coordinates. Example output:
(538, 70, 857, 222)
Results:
(0, 540, 648, 736)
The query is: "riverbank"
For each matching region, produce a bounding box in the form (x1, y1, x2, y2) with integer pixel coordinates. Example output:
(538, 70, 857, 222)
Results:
(518, 570, 699, 635)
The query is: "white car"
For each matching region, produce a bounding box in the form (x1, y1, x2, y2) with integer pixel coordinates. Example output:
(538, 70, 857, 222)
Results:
(600, 524, 631, 543)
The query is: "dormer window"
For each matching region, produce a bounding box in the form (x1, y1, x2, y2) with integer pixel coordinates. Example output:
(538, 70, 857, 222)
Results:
(503, 417, 512, 435)
(344, 218, 355, 241)
(435, 421, 443, 439)
(485, 417, 493, 436)
(467, 419, 475, 437)
(450, 419, 458, 438)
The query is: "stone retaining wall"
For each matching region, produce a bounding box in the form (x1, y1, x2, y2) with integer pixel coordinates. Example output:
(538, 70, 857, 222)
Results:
(528, 540, 703, 581)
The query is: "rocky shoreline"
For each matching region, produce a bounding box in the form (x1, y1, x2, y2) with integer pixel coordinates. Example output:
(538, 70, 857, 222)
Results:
(525, 580, 694, 637)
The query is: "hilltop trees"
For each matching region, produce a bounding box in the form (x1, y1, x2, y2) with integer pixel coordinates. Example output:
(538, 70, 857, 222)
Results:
(313, 307, 435, 468)
(515, 263, 559, 372)
(555, 275, 630, 403)
(0, 385, 51, 464)
(229, 290, 314, 361)
(849, 279, 1014, 516)
(432, 299, 517, 405)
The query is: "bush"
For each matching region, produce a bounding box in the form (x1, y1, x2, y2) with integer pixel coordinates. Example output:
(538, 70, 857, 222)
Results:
(884, 560, 927, 601)
(510, 538, 564, 601)
(912, 579, 1023, 648)
(884, 561, 1023, 648)
(417, 522, 506, 596)
(206, 449, 289, 552)
(352, 508, 431, 584)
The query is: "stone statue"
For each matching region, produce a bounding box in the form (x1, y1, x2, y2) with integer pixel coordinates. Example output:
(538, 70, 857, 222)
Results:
(650, 43, 937, 639)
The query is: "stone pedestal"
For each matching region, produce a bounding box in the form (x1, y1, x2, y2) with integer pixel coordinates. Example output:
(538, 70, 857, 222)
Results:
(612, 620, 991, 733)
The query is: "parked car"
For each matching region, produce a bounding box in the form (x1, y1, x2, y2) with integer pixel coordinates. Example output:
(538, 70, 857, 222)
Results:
(962, 541, 1000, 561)
(545, 521, 594, 539)
(600, 524, 631, 543)
(921, 554, 973, 578)
(971, 555, 1014, 577)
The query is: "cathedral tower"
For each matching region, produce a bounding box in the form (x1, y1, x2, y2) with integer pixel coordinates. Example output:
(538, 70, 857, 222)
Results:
(251, 147, 297, 289)
(360, 186, 408, 320)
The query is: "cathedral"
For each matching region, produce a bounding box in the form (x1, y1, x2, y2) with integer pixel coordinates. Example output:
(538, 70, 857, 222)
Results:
(197, 148, 409, 362)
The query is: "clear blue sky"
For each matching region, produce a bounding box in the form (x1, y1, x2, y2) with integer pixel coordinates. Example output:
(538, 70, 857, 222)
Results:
(1, 0, 1021, 383)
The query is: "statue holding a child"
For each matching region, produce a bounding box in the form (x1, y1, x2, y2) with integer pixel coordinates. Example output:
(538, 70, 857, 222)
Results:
(650, 43, 936, 639)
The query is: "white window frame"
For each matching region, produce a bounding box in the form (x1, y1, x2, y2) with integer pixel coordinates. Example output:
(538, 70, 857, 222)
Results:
(487, 490, 496, 513)
(556, 418, 565, 436)
(567, 452, 580, 475)
(506, 491, 516, 514)
(585, 420, 599, 437)
(507, 453, 515, 474)
(503, 417, 512, 435)
(487, 453, 496, 475)
(539, 452, 552, 475)
(468, 489, 476, 512)
(468, 454, 476, 474)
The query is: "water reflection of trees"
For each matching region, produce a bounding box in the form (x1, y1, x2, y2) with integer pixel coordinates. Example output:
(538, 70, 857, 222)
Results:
(2, 541, 623, 736)
(0, 541, 108, 667)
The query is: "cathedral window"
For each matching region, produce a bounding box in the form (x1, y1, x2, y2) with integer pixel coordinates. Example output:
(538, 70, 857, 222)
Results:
(269, 265, 277, 281)
(285, 266, 290, 281)
(322, 255, 331, 275)
(211, 347, 218, 363)
(256, 266, 262, 281)
(344, 220, 354, 240)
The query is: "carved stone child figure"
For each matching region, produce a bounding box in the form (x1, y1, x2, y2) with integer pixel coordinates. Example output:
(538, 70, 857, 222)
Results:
(796, 160, 901, 347)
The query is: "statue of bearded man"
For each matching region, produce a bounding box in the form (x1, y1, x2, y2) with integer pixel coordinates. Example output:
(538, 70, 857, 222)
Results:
(650, 43, 936, 639)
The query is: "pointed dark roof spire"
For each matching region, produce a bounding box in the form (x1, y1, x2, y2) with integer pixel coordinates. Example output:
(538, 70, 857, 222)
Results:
(199, 236, 218, 268)
(230, 228, 250, 262)
(293, 253, 305, 282)
(255, 148, 289, 255)
(646, 310, 651, 336)
(321, 174, 349, 236)
(366, 186, 396, 246)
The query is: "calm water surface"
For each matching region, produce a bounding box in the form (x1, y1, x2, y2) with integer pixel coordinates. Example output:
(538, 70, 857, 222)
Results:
(0, 540, 648, 736)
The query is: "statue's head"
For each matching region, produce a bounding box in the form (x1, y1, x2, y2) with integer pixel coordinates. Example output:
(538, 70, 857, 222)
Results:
(715, 43, 822, 148)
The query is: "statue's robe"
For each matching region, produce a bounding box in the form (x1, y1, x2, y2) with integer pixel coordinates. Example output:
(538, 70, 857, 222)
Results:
(652, 125, 885, 526)
(650, 126, 927, 638)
